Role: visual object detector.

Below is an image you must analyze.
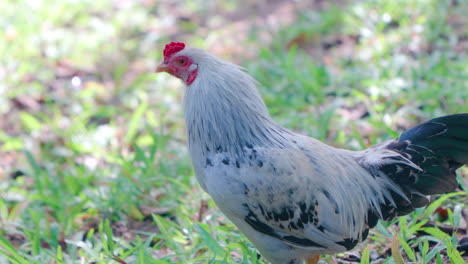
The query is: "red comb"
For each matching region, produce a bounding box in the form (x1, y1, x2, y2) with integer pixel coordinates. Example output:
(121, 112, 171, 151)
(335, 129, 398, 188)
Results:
(163, 42, 185, 61)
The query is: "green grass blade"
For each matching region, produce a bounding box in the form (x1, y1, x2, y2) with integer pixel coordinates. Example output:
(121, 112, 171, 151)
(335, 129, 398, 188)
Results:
(193, 223, 226, 257)
(360, 245, 370, 264)
(391, 236, 405, 264)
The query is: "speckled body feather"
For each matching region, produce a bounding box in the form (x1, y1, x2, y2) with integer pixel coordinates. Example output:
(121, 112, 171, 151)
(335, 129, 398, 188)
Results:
(160, 46, 467, 264)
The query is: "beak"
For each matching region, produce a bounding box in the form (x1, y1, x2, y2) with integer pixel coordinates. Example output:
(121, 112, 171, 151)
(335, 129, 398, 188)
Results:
(156, 62, 169, 73)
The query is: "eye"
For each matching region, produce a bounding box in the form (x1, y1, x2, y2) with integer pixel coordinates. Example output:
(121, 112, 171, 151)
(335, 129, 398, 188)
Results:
(177, 57, 187, 65)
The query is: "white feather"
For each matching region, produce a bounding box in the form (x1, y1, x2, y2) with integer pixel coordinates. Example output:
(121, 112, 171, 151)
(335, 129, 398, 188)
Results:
(173, 47, 403, 264)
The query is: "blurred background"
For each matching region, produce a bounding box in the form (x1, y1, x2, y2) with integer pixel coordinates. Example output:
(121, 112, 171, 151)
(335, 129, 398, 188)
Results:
(0, 0, 467, 263)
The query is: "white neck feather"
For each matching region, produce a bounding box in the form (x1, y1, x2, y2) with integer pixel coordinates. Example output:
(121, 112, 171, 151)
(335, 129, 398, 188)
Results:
(183, 53, 293, 159)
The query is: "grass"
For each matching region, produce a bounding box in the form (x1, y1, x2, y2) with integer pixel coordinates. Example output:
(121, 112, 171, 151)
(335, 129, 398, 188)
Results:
(0, 0, 467, 263)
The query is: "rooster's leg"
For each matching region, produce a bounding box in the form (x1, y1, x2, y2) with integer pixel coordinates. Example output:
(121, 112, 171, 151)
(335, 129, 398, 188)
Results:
(306, 255, 320, 264)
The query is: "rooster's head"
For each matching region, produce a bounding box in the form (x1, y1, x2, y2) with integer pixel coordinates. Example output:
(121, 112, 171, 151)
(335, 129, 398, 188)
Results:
(156, 42, 199, 85)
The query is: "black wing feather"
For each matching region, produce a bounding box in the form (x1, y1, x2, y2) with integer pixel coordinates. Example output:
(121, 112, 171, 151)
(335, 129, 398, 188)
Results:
(243, 204, 326, 248)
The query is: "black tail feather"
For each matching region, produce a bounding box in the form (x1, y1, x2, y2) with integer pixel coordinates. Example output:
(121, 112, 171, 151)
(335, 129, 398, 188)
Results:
(399, 114, 468, 165)
(395, 113, 468, 196)
(364, 113, 468, 228)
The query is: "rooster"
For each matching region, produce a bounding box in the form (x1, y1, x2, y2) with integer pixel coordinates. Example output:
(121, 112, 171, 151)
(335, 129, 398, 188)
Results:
(156, 42, 467, 264)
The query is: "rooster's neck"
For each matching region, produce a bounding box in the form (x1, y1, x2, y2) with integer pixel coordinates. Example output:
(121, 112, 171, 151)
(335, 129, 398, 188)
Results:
(183, 63, 294, 159)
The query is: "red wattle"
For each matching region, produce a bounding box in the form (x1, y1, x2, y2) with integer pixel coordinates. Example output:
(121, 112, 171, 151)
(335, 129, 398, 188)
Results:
(186, 69, 198, 85)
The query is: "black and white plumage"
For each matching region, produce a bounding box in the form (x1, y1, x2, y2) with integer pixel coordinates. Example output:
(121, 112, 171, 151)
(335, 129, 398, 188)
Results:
(156, 42, 468, 264)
